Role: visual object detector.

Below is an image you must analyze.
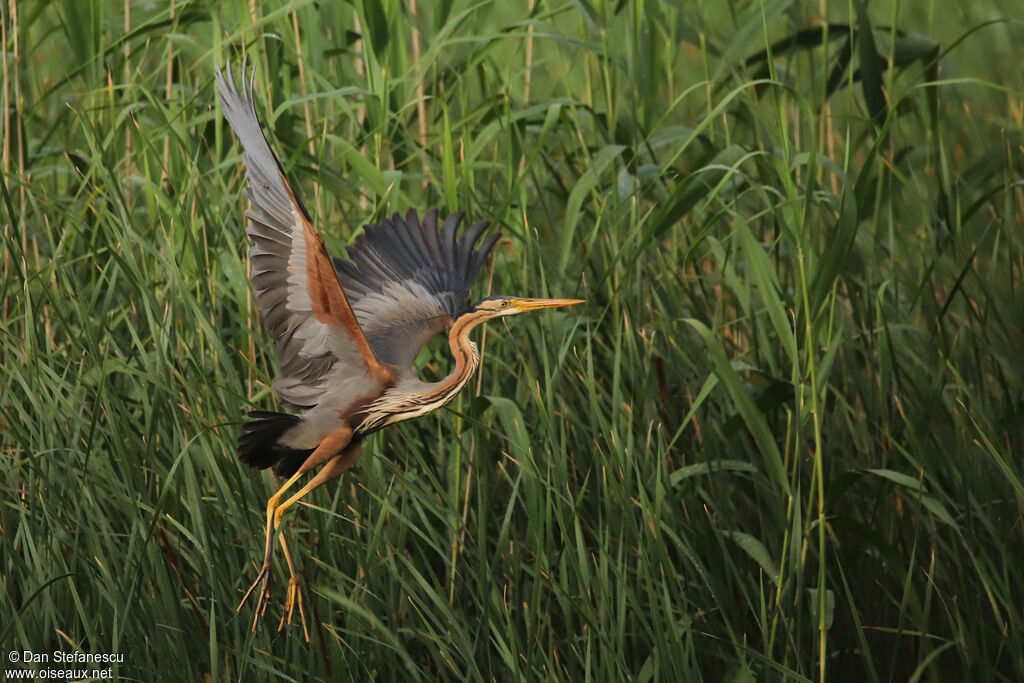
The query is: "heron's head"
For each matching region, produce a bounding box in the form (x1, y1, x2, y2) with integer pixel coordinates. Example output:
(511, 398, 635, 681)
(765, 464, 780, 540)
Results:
(471, 295, 584, 320)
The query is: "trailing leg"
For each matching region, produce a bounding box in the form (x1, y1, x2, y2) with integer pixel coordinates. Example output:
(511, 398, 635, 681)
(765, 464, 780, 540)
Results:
(273, 443, 363, 638)
(236, 426, 353, 632)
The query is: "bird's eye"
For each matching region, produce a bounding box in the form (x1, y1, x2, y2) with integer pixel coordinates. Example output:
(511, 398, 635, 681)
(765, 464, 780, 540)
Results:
(500, 300, 509, 308)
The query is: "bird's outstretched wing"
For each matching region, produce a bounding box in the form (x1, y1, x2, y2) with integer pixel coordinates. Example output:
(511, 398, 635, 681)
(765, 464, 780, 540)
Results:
(216, 64, 392, 408)
(333, 209, 501, 369)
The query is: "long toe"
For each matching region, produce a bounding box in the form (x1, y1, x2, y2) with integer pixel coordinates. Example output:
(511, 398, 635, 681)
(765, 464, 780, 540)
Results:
(278, 576, 310, 642)
(238, 561, 275, 635)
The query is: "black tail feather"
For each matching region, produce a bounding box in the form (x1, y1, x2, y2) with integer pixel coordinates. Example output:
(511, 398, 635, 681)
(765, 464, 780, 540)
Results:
(238, 410, 314, 477)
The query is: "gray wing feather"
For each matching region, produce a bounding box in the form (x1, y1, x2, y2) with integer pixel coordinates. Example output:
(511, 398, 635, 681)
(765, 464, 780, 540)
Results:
(216, 63, 385, 409)
(334, 208, 500, 368)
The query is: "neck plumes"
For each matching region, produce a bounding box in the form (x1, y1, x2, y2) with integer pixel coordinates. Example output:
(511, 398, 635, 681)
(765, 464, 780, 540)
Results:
(356, 311, 487, 434)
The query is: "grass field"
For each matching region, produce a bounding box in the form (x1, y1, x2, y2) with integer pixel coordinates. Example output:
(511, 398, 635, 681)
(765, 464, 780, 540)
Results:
(2, 0, 1023, 680)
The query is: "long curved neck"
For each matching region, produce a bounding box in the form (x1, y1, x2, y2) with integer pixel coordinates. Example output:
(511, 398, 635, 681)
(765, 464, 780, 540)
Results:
(437, 310, 487, 395)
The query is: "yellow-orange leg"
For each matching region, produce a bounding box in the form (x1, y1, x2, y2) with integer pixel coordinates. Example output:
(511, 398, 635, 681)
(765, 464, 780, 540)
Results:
(236, 469, 305, 631)
(271, 443, 363, 638)
(237, 427, 353, 633)
(272, 442, 363, 531)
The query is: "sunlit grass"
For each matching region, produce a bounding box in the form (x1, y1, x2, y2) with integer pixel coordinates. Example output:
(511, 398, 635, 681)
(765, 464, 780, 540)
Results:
(2, 1, 1023, 681)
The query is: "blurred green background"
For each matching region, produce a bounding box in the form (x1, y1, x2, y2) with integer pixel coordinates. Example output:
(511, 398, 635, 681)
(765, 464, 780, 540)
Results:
(2, 0, 1023, 681)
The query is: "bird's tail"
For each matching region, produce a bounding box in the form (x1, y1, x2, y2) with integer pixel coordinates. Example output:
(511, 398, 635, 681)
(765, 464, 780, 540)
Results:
(238, 410, 314, 477)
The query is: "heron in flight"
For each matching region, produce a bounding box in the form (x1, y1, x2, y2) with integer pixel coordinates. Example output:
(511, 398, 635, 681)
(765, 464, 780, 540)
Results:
(215, 65, 583, 637)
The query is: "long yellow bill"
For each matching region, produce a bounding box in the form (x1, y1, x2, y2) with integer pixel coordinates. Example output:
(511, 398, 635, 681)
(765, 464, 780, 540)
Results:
(512, 297, 585, 311)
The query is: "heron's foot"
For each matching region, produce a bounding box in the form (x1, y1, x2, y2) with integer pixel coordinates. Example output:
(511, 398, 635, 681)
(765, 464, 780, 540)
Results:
(237, 562, 273, 633)
(277, 573, 310, 641)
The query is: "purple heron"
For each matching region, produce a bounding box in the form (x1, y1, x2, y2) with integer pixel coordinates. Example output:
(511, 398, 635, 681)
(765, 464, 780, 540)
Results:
(215, 65, 583, 637)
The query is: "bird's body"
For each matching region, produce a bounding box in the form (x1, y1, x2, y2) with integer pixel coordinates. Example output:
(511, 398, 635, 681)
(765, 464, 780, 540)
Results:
(258, 304, 480, 455)
(215, 64, 581, 638)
